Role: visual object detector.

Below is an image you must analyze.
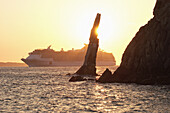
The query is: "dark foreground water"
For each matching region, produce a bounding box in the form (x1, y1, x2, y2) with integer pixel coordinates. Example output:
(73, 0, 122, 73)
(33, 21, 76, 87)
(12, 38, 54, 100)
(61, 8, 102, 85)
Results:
(0, 66, 169, 112)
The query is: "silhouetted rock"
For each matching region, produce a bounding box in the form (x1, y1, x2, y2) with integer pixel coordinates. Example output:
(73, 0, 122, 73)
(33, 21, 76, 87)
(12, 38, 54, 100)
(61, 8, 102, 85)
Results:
(69, 76, 85, 82)
(75, 13, 101, 76)
(105, 0, 170, 85)
(97, 68, 113, 83)
(66, 73, 71, 76)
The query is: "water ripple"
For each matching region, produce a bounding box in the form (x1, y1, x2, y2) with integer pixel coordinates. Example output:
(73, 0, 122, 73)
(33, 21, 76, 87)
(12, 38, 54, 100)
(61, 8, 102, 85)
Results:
(0, 67, 169, 112)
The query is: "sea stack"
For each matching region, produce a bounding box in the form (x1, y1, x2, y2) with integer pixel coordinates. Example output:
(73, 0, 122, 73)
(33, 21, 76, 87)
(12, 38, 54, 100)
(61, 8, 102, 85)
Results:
(75, 13, 101, 76)
(98, 0, 170, 85)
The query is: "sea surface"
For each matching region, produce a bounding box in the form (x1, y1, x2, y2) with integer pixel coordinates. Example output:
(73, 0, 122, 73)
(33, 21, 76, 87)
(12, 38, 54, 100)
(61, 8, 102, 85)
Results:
(0, 66, 169, 113)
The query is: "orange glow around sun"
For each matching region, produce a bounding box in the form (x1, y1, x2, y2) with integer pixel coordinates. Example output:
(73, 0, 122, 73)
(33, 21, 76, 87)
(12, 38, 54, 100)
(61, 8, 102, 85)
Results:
(0, 0, 156, 64)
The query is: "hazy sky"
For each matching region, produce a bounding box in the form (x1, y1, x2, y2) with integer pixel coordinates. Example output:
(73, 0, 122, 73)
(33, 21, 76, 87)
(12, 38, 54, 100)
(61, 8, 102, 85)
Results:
(0, 0, 156, 64)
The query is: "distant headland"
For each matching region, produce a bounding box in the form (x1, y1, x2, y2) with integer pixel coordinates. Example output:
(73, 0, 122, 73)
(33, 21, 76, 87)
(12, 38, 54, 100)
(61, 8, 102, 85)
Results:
(0, 62, 27, 67)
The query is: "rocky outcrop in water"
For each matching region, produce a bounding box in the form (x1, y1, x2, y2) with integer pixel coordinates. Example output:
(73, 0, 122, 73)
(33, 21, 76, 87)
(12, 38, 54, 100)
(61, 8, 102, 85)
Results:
(97, 68, 113, 83)
(69, 76, 85, 82)
(98, 0, 170, 85)
(75, 13, 101, 76)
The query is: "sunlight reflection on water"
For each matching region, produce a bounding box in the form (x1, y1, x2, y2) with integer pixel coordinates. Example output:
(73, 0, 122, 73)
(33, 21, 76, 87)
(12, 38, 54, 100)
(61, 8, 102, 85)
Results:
(0, 67, 169, 112)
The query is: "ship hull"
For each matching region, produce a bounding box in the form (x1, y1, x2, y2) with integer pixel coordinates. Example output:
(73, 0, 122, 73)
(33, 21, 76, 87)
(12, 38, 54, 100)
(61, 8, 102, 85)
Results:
(21, 58, 116, 67)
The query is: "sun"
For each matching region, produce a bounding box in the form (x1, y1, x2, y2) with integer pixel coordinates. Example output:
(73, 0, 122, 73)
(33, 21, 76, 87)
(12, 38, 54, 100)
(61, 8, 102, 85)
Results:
(95, 27, 99, 36)
(97, 14, 119, 46)
(74, 11, 120, 49)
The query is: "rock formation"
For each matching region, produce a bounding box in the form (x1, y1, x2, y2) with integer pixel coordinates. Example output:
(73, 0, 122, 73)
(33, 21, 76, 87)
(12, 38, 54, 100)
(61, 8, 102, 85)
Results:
(69, 76, 85, 82)
(75, 13, 101, 76)
(97, 68, 113, 83)
(98, 0, 170, 85)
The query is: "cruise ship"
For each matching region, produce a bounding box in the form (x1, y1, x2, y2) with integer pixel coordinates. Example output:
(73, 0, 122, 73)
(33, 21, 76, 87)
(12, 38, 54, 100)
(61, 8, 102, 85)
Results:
(21, 45, 116, 67)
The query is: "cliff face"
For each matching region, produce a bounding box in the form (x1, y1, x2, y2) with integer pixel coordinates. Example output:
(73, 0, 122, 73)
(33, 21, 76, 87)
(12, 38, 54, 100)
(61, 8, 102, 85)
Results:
(110, 0, 170, 84)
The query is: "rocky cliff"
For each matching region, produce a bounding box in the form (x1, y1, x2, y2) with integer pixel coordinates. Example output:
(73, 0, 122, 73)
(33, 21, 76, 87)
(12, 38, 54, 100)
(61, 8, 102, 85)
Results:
(98, 0, 170, 84)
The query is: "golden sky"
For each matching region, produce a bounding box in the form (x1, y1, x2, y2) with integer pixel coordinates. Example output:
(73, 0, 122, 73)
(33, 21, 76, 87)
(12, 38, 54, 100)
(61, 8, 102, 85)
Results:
(0, 0, 156, 65)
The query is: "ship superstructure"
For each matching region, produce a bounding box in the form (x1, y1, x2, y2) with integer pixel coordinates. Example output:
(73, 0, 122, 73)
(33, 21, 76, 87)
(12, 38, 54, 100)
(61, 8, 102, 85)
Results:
(21, 45, 116, 67)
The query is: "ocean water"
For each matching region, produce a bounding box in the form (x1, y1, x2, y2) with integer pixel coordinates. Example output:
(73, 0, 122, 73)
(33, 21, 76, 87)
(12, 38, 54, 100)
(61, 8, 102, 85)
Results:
(0, 66, 169, 113)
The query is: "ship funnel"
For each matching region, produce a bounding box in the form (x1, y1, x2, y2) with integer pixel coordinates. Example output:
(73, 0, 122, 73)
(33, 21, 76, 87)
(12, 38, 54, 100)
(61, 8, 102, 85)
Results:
(47, 45, 51, 50)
